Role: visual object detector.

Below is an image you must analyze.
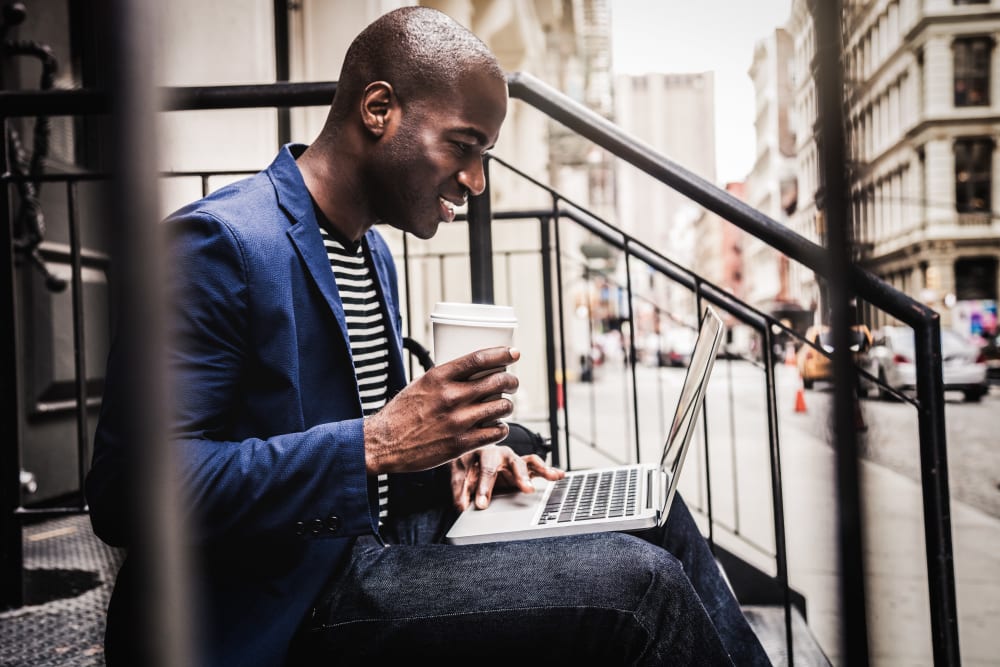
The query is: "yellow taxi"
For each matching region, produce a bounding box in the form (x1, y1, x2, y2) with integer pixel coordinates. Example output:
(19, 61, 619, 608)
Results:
(797, 324, 873, 389)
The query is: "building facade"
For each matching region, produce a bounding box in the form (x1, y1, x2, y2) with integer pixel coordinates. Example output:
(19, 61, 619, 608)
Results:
(788, 0, 1000, 336)
(613, 71, 717, 326)
(744, 28, 803, 317)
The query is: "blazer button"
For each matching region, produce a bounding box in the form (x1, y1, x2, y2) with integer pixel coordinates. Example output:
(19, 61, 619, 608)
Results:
(295, 521, 306, 536)
(311, 518, 323, 536)
(325, 516, 341, 534)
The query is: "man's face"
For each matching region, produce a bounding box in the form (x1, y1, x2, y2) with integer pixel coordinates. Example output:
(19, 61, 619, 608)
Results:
(366, 72, 508, 239)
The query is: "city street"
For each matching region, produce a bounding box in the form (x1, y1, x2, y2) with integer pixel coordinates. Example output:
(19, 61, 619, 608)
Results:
(561, 358, 1000, 666)
(564, 358, 1000, 518)
(799, 375, 1000, 520)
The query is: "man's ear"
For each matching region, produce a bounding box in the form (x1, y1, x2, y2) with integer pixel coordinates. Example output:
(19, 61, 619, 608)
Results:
(360, 81, 394, 138)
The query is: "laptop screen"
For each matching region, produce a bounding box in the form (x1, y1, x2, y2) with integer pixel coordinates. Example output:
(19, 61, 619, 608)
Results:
(656, 306, 724, 517)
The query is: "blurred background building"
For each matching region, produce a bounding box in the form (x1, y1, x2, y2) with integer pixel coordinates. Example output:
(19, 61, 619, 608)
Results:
(785, 0, 1000, 339)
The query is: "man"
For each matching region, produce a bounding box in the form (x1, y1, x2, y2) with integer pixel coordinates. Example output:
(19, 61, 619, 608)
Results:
(87, 7, 769, 666)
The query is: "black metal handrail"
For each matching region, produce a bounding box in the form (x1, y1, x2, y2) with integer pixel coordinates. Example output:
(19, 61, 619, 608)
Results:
(0, 75, 958, 665)
(506, 71, 957, 667)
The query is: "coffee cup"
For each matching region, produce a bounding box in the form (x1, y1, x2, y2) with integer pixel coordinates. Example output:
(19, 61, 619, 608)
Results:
(430, 303, 517, 424)
(430, 302, 517, 372)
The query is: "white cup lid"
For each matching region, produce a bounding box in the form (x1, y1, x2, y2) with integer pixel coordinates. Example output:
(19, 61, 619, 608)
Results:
(430, 302, 517, 325)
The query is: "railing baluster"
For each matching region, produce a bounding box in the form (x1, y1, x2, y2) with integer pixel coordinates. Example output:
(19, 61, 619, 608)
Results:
(1, 116, 25, 610)
(539, 214, 561, 468)
(726, 350, 740, 536)
(67, 180, 90, 509)
(763, 323, 794, 667)
(402, 233, 414, 379)
(552, 201, 571, 470)
(623, 242, 641, 464)
(914, 317, 960, 667)
(467, 158, 494, 305)
(694, 287, 714, 550)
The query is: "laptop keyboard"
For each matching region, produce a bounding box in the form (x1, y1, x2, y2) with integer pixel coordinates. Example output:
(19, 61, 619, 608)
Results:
(537, 468, 639, 525)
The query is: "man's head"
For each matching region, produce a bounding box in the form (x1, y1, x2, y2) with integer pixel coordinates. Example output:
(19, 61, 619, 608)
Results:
(309, 7, 508, 240)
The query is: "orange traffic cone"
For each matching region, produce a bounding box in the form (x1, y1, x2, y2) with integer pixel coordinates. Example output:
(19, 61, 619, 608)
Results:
(784, 343, 796, 366)
(794, 378, 808, 413)
(555, 370, 564, 409)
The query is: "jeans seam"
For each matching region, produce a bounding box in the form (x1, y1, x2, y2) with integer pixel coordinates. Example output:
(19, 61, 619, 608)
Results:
(313, 605, 661, 663)
(314, 603, 632, 628)
(633, 568, 669, 664)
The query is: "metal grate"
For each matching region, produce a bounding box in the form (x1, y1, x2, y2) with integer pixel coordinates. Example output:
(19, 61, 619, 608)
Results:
(1, 515, 123, 666)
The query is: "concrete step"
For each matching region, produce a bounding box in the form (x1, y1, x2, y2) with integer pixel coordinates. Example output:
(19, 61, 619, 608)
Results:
(743, 604, 832, 667)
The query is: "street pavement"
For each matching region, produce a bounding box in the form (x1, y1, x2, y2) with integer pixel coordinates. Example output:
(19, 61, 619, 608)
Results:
(561, 359, 1000, 667)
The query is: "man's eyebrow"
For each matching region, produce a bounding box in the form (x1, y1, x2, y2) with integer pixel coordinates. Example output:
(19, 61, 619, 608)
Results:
(452, 127, 492, 148)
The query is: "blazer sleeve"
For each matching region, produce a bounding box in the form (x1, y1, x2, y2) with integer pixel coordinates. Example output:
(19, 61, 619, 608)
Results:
(87, 211, 374, 548)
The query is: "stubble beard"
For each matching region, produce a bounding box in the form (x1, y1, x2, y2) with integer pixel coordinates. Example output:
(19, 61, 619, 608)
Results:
(368, 122, 440, 239)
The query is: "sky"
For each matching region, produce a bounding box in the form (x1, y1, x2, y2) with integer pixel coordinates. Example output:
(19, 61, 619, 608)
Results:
(609, 0, 793, 184)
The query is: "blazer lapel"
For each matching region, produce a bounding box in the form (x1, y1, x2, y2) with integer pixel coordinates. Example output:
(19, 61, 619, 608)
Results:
(268, 145, 407, 393)
(267, 146, 353, 353)
(287, 222, 353, 350)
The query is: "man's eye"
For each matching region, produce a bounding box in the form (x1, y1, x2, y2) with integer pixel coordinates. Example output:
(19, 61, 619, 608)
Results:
(453, 141, 472, 153)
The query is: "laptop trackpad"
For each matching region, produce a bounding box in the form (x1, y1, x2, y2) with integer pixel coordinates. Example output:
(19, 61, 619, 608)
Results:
(446, 479, 549, 543)
(482, 486, 544, 513)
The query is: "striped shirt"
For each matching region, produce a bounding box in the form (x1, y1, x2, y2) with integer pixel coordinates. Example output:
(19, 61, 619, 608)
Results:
(319, 225, 391, 522)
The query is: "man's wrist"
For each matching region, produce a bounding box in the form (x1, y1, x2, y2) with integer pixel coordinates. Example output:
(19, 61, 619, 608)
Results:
(362, 415, 384, 475)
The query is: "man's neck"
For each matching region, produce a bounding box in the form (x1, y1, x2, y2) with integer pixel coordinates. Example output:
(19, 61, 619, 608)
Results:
(296, 142, 374, 242)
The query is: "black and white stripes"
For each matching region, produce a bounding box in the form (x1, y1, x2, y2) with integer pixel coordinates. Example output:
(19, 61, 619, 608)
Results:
(320, 227, 391, 522)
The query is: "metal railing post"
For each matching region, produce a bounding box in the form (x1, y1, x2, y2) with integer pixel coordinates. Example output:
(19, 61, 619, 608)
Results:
(763, 324, 794, 666)
(1, 116, 25, 610)
(914, 316, 961, 667)
(106, 0, 192, 663)
(811, 0, 870, 662)
(66, 181, 91, 506)
(539, 215, 561, 468)
(467, 158, 495, 304)
(552, 204, 572, 468)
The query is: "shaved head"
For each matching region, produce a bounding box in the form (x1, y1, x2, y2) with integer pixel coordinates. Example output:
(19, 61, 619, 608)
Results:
(329, 6, 505, 123)
(299, 6, 508, 242)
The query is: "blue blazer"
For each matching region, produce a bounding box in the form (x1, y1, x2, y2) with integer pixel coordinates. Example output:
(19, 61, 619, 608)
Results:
(87, 145, 440, 665)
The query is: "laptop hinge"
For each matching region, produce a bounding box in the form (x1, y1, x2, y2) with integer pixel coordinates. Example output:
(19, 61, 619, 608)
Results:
(647, 468, 658, 510)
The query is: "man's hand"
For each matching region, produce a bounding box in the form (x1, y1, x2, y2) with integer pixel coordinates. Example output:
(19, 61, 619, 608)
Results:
(450, 445, 565, 511)
(363, 346, 520, 474)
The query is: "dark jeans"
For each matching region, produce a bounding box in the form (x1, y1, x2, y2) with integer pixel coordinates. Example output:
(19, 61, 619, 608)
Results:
(299, 494, 770, 666)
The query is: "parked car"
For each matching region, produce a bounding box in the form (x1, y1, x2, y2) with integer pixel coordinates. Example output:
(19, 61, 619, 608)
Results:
(660, 326, 698, 368)
(865, 326, 988, 402)
(978, 333, 1000, 385)
(796, 324, 873, 389)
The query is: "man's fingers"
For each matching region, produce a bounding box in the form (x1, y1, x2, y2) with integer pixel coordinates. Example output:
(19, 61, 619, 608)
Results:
(475, 462, 498, 509)
(451, 465, 473, 511)
(523, 454, 566, 481)
(443, 346, 520, 381)
(507, 455, 535, 493)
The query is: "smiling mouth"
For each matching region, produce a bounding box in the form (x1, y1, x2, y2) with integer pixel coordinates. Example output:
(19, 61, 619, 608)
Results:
(438, 195, 467, 222)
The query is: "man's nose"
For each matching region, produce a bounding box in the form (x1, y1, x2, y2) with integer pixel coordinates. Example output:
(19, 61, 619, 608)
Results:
(457, 157, 486, 197)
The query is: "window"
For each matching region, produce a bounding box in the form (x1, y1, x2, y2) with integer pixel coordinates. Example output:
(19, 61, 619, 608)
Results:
(954, 138, 993, 213)
(953, 37, 992, 106)
(955, 257, 998, 301)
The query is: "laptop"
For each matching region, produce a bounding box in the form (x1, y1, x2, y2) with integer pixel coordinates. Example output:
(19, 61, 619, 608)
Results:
(445, 305, 725, 545)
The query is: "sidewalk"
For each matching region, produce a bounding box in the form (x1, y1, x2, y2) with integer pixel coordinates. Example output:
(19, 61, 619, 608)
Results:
(706, 365, 1000, 667)
(774, 408, 1000, 667)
